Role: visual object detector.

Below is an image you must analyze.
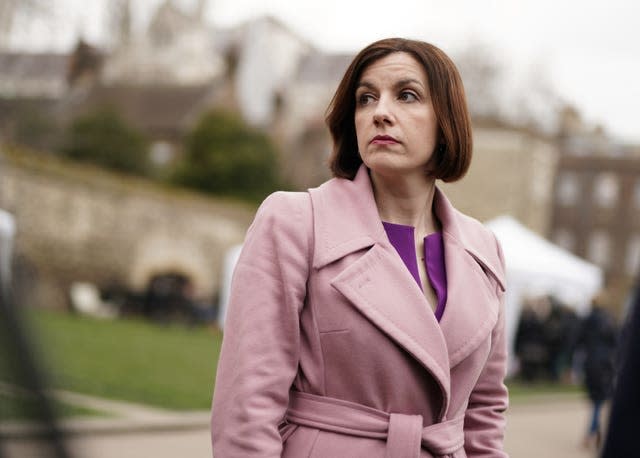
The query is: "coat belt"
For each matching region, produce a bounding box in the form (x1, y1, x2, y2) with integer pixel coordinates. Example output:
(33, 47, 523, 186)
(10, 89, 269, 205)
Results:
(284, 391, 464, 457)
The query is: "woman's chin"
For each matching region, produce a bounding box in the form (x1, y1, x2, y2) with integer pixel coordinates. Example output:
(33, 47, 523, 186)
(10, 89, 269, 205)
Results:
(365, 159, 425, 179)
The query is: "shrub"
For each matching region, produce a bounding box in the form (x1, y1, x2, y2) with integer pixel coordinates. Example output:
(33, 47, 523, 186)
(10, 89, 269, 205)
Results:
(174, 110, 281, 202)
(61, 108, 149, 175)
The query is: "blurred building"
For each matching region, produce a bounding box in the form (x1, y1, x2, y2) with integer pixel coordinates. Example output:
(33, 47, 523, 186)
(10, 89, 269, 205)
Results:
(556, 105, 622, 157)
(0, 52, 68, 98)
(220, 16, 312, 128)
(0, 147, 253, 310)
(545, 106, 640, 310)
(273, 52, 354, 188)
(441, 121, 558, 235)
(103, 0, 224, 86)
(0, 51, 69, 150)
(62, 1, 227, 169)
(0, 5, 332, 311)
(549, 155, 640, 307)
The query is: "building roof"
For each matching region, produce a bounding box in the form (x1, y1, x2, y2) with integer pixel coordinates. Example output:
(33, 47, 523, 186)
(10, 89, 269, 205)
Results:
(296, 52, 354, 85)
(65, 82, 221, 139)
(0, 52, 69, 98)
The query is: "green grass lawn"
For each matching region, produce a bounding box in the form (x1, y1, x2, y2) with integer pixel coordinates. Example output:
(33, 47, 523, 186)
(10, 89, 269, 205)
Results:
(10, 309, 581, 413)
(506, 379, 582, 402)
(0, 391, 103, 421)
(24, 309, 223, 411)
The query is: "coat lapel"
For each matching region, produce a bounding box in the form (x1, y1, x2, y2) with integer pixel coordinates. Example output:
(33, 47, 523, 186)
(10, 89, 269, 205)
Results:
(329, 243, 452, 416)
(434, 188, 506, 367)
(309, 166, 451, 412)
(308, 165, 506, 411)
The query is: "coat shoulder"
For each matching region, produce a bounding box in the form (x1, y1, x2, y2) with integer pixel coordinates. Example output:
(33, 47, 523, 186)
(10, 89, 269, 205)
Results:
(243, 191, 314, 259)
(252, 191, 313, 230)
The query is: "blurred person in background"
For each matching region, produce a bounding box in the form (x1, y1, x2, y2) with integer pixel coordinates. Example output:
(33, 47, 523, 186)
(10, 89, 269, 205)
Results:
(515, 294, 581, 383)
(575, 294, 618, 451)
(514, 296, 549, 382)
(211, 38, 509, 457)
(544, 295, 581, 382)
(601, 277, 640, 457)
(0, 209, 70, 458)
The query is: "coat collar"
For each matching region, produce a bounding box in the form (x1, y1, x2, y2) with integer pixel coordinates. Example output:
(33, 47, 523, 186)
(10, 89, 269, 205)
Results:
(308, 165, 506, 416)
(310, 164, 387, 269)
(310, 165, 505, 290)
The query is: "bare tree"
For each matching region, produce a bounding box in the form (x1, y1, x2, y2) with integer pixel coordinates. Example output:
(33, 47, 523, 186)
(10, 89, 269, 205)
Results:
(454, 43, 503, 120)
(511, 58, 563, 133)
(455, 42, 563, 134)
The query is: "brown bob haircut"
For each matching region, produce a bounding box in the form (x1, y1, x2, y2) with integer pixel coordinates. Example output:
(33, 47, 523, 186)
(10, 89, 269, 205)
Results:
(326, 38, 472, 182)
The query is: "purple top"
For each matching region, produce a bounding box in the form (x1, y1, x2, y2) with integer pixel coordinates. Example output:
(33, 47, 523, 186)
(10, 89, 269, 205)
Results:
(382, 221, 447, 322)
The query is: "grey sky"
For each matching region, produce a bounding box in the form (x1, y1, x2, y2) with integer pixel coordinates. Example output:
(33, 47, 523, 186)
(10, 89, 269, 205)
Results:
(9, 0, 640, 143)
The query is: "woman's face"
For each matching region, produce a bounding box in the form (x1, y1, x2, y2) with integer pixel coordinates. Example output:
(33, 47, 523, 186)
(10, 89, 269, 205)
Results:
(354, 52, 439, 180)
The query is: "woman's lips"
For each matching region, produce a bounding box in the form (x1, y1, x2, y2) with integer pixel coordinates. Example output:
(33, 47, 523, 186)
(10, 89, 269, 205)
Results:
(371, 135, 399, 145)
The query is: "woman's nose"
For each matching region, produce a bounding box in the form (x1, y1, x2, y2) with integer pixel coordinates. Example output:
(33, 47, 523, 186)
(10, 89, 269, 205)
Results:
(373, 98, 393, 126)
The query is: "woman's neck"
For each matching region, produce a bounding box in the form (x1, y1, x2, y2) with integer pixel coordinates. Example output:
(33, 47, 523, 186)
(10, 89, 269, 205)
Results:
(370, 170, 439, 234)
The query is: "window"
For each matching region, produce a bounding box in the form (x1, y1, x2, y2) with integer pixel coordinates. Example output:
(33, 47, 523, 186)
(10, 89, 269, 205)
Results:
(556, 172, 580, 206)
(592, 172, 619, 208)
(553, 228, 576, 252)
(587, 230, 611, 268)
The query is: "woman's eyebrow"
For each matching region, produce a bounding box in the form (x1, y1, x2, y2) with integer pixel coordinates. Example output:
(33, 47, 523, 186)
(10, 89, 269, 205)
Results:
(356, 80, 376, 91)
(356, 78, 426, 92)
(394, 78, 425, 90)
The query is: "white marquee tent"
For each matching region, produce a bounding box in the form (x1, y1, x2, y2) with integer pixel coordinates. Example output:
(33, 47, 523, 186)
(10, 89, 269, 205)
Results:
(485, 215, 604, 373)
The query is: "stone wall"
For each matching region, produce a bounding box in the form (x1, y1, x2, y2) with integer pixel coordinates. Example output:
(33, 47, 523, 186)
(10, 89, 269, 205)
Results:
(0, 148, 255, 309)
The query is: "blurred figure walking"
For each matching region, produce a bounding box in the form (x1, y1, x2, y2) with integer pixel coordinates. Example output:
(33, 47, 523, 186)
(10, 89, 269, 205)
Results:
(575, 299, 618, 451)
(544, 295, 581, 382)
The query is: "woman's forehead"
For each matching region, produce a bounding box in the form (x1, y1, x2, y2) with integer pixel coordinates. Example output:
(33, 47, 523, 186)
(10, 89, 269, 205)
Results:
(358, 52, 427, 85)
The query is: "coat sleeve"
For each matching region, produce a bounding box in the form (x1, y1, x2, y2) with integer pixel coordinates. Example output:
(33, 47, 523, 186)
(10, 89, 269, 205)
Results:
(211, 191, 312, 457)
(463, 234, 509, 457)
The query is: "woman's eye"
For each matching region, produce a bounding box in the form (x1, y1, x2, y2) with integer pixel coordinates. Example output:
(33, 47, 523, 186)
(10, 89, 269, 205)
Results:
(357, 93, 375, 105)
(399, 91, 418, 102)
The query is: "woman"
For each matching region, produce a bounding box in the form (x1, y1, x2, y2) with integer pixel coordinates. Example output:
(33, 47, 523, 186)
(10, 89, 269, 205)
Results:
(211, 38, 508, 457)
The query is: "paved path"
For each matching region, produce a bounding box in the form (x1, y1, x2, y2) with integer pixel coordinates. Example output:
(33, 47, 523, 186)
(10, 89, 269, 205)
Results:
(0, 389, 212, 457)
(1, 392, 603, 457)
(505, 395, 602, 458)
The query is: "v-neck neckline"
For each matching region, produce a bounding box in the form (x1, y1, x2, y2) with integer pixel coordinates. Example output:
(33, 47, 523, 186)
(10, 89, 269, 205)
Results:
(381, 221, 448, 321)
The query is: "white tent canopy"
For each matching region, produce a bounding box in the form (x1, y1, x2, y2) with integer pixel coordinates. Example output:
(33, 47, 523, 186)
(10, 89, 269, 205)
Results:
(485, 215, 603, 374)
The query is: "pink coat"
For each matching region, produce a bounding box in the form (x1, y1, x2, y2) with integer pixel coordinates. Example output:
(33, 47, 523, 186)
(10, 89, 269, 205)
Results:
(211, 165, 508, 457)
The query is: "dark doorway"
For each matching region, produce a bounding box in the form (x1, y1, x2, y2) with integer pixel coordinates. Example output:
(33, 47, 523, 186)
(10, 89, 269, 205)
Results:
(143, 272, 195, 322)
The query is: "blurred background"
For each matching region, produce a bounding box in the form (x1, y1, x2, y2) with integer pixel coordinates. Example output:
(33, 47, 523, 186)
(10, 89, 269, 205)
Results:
(0, 0, 638, 457)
